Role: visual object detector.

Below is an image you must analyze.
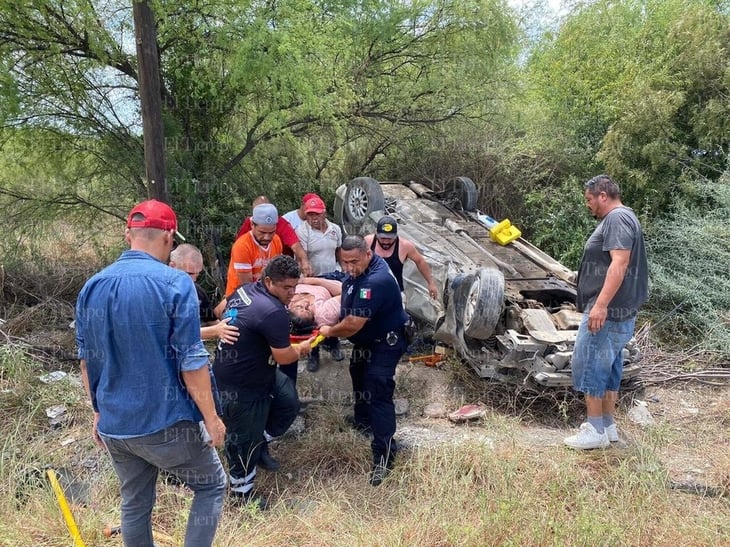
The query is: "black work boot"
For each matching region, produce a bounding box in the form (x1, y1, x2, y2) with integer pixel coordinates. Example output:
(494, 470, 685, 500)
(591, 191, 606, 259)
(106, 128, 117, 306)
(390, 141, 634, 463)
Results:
(257, 442, 280, 472)
(306, 347, 320, 372)
(328, 339, 345, 361)
(230, 491, 269, 510)
(369, 455, 394, 486)
(344, 415, 373, 438)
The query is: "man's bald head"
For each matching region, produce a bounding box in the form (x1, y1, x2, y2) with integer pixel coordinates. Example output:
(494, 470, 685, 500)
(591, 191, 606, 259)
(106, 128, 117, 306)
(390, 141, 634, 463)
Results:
(169, 243, 204, 281)
(252, 195, 270, 207)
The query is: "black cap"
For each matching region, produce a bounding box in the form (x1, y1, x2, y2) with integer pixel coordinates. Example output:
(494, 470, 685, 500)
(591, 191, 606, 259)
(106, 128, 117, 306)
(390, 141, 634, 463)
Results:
(376, 216, 398, 238)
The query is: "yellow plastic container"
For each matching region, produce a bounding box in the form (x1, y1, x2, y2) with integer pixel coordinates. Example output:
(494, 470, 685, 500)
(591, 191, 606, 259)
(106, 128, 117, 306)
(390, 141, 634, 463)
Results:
(489, 219, 521, 245)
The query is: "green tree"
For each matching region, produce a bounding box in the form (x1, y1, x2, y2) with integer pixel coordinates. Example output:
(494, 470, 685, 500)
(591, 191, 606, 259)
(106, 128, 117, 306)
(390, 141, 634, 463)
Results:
(0, 0, 519, 230)
(644, 173, 730, 356)
(526, 0, 730, 215)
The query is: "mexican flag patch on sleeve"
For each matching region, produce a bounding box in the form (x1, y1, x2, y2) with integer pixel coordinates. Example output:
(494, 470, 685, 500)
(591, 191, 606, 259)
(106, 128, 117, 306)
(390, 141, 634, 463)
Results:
(359, 288, 371, 299)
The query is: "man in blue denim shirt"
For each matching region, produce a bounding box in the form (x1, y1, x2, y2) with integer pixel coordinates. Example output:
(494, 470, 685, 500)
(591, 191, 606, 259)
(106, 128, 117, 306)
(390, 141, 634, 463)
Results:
(76, 199, 227, 547)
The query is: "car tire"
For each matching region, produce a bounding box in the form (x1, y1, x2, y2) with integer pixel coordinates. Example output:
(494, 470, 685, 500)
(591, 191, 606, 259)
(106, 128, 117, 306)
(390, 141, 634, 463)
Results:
(450, 272, 474, 320)
(461, 267, 504, 339)
(333, 183, 347, 226)
(446, 176, 478, 212)
(343, 177, 386, 226)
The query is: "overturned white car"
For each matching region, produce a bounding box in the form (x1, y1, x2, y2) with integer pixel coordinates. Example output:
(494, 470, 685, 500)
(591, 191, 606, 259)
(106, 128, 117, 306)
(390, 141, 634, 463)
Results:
(333, 177, 641, 388)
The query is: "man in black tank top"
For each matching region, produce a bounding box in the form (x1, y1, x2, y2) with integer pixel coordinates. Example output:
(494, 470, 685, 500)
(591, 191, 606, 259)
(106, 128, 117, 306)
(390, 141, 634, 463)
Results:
(370, 232, 404, 289)
(365, 216, 439, 299)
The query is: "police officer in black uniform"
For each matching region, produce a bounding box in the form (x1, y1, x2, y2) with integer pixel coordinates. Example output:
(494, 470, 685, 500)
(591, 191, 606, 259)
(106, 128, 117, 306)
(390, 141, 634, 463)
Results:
(213, 256, 314, 506)
(319, 235, 408, 486)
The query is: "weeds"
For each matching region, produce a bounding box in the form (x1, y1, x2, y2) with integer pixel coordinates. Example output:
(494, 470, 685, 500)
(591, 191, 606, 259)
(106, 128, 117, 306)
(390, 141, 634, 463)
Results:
(0, 213, 728, 546)
(0, 342, 729, 546)
(643, 180, 730, 359)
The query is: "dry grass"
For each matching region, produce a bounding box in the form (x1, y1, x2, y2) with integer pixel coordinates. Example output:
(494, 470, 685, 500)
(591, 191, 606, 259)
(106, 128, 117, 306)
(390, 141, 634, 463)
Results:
(632, 323, 730, 385)
(1, 220, 729, 546)
(439, 355, 589, 428)
(1, 218, 121, 337)
(0, 343, 728, 547)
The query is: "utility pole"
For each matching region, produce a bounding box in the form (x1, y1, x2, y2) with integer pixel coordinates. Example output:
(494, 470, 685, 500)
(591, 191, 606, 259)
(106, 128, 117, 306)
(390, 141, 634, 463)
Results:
(132, 0, 168, 202)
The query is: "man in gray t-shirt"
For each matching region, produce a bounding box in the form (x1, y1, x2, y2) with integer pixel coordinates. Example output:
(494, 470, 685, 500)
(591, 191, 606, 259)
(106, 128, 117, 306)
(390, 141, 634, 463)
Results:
(576, 206, 648, 321)
(565, 175, 649, 451)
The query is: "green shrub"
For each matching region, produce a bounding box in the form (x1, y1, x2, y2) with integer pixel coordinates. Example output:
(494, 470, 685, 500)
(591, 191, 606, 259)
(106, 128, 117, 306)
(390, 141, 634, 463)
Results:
(644, 176, 730, 356)
(522, 176, 595, 270)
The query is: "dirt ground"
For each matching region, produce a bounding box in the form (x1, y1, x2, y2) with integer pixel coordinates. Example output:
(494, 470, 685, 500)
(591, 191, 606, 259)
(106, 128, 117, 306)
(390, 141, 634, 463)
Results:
(24, 328, 729, 500)
(297, 346, 730, 495)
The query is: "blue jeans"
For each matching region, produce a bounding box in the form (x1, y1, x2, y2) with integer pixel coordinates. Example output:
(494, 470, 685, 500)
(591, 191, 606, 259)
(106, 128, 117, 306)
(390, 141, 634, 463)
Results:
(571, 314, 637, 397)
(101, 421, 227, 547)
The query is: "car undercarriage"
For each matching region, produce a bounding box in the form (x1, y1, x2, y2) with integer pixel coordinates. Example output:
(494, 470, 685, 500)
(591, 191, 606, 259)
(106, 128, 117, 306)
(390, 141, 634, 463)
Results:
(333, 177, 641, 388)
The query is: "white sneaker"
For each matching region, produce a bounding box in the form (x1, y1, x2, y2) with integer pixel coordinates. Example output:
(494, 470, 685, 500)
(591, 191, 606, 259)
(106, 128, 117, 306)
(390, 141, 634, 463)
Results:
(564, 422, 609, 450)
(605, 423, 619, 442)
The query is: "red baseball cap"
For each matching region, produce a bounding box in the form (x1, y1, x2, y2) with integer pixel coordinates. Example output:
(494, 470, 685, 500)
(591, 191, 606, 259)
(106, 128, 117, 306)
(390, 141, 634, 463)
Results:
(303, 195, 326, 214)
(127, 199, 185, 240)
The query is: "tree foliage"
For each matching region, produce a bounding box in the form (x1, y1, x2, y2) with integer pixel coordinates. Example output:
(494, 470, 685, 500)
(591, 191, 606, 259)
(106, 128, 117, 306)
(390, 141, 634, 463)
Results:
(526, 0, 730, 215)
(521, 177, 596, 269)
(1, 0, 729, 354)
(0, 0, 519, 229)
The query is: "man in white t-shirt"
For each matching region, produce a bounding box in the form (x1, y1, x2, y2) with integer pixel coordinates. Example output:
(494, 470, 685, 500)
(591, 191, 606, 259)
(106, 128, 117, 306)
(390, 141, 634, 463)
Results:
(295, 195, 342, 277)
(282, 192, 319, 231)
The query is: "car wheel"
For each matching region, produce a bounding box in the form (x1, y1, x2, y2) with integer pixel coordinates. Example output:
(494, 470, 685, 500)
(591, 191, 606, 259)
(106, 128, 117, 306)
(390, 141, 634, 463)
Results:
(344, 177, 385, 226)
(449, 272, 474, 320)
(446, 176, 478, 212)
(461, 267, 504, 339)
(333, 183, 347, 226)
